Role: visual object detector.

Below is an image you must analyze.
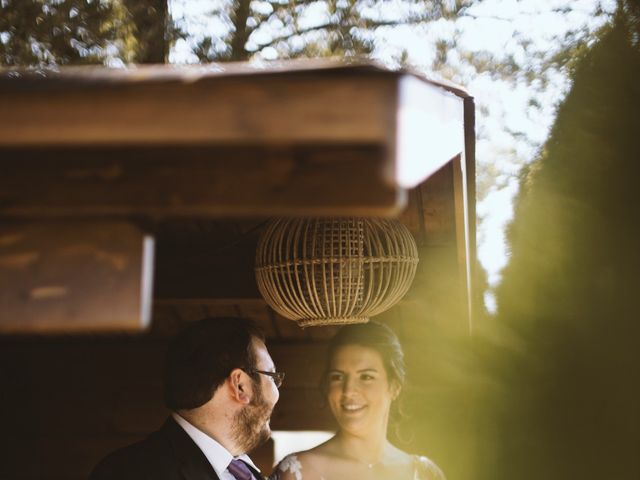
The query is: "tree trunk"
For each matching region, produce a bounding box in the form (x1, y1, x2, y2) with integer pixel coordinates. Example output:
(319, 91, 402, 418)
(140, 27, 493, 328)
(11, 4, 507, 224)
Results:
(229, 0, 252, 61)
(124, 0, 168, 63)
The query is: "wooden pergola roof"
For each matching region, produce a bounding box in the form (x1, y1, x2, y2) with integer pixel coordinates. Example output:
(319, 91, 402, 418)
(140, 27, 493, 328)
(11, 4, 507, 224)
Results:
(0, 59, 476, 334)
(0, 60, 476, 479)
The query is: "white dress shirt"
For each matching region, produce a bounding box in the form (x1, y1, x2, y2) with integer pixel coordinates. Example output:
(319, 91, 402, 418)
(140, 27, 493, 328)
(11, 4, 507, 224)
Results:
(172, 412, 261, 480)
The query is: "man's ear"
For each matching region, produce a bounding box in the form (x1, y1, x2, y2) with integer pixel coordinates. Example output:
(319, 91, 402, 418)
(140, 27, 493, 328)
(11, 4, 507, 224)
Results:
(229, 368, 252, 405)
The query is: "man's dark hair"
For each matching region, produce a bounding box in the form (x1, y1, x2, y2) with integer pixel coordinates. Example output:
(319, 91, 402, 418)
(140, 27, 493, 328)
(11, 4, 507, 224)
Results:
(164, 317, 265, 410)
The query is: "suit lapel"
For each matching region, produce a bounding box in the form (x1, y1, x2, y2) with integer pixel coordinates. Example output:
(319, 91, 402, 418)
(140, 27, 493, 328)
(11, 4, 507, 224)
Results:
(159, 417, 221, 480)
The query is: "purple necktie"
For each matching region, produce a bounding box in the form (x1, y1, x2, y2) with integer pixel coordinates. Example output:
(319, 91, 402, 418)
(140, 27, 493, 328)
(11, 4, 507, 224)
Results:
(227, 459, 255, 480)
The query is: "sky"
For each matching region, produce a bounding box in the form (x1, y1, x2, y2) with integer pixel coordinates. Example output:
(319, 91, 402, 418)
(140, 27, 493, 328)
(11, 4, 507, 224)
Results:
(168, 0, 616, 313)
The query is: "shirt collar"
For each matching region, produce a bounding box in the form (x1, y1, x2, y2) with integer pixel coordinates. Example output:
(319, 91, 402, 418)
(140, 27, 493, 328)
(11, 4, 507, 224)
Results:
(172, 412, 261, 477)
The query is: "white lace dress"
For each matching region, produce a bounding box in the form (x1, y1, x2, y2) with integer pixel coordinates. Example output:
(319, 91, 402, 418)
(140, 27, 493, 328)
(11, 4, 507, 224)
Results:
(270, 453, 446, 480)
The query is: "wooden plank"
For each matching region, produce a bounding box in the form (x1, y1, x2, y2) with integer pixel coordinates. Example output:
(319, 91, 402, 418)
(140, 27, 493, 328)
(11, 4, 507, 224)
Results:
(0, 72, 397, 146)
(0, 221, 154, 332)
(399, 162, 457, 247)
(0, 144, 402, 217)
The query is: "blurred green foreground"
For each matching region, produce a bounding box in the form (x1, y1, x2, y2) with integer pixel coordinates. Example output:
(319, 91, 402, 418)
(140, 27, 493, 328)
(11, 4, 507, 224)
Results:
(401, 8, 640, 480)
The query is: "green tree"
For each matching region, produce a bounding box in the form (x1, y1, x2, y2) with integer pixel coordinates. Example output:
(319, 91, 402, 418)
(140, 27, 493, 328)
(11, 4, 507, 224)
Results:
(0, 0, 181, 66)
(479, 5, 640, 479)
(0, 0, 131, 66)
(178, 0, 473, 62)
(122, 0, 169, 63)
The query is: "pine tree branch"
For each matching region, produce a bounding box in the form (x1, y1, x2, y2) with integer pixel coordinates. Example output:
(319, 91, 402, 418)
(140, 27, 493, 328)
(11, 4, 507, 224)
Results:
(251, 23, 336, 53)
(250, 14, 442, 53)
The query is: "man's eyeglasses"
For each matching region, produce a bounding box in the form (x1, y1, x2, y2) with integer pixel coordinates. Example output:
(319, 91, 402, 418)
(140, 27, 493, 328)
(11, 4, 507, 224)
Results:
(242, 368, 285, 388)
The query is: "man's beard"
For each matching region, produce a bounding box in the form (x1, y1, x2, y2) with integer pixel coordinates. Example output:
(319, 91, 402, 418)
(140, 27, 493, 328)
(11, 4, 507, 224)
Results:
(231, 380, 273, 453)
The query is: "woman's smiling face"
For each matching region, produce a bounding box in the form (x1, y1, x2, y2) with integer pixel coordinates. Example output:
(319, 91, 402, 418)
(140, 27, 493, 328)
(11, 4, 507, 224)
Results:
(327, 344, 398, 438)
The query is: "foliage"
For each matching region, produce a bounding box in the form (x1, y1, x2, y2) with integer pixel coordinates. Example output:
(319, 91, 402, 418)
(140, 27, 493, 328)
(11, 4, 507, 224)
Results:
(177, 0, 473, 62)
(458, 1, 619, 87)
(0, 0, 136, 66)
(479, 7, 640, 479)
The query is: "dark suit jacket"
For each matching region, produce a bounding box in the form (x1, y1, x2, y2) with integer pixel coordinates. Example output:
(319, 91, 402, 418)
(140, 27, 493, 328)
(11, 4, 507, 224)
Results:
(89, 417, 226, 480)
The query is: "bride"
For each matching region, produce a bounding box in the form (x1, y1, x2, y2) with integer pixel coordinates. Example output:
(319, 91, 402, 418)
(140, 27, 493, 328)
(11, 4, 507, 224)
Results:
(271, 322, 445, 480)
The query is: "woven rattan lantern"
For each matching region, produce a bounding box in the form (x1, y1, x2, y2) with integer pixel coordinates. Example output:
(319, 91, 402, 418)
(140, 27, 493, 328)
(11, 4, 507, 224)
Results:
(255, 217, 419, 327)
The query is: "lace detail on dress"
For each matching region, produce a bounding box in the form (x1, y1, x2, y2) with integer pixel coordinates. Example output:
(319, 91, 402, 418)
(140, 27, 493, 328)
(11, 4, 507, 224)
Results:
(272, 454, 303, 480)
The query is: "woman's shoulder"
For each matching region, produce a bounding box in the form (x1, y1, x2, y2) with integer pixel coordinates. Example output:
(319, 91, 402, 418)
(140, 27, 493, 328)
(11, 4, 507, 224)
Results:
(413, 455, 446, 480)
(270, 446, 329, 480)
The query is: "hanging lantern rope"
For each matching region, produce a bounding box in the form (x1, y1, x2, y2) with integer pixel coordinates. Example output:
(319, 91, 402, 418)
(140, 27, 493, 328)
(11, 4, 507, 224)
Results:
(255, 217, 419, 327)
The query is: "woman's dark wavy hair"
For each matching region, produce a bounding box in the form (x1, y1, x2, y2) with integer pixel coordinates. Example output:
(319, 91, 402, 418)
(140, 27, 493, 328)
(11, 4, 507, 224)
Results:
(321, 321, 406, 421)
(164, 317, 264, 410)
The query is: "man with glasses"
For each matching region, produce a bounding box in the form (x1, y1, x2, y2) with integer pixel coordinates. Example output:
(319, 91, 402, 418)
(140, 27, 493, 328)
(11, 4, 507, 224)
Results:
(90, 317, 284, 480)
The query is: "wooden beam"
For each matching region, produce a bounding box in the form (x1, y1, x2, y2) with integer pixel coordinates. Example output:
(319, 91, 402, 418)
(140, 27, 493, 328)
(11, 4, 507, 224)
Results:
(0, 144, 403, 217)
(0, 70, 398, 146)
(0, 221, 154, 333)
(0, 63, 469, 214)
